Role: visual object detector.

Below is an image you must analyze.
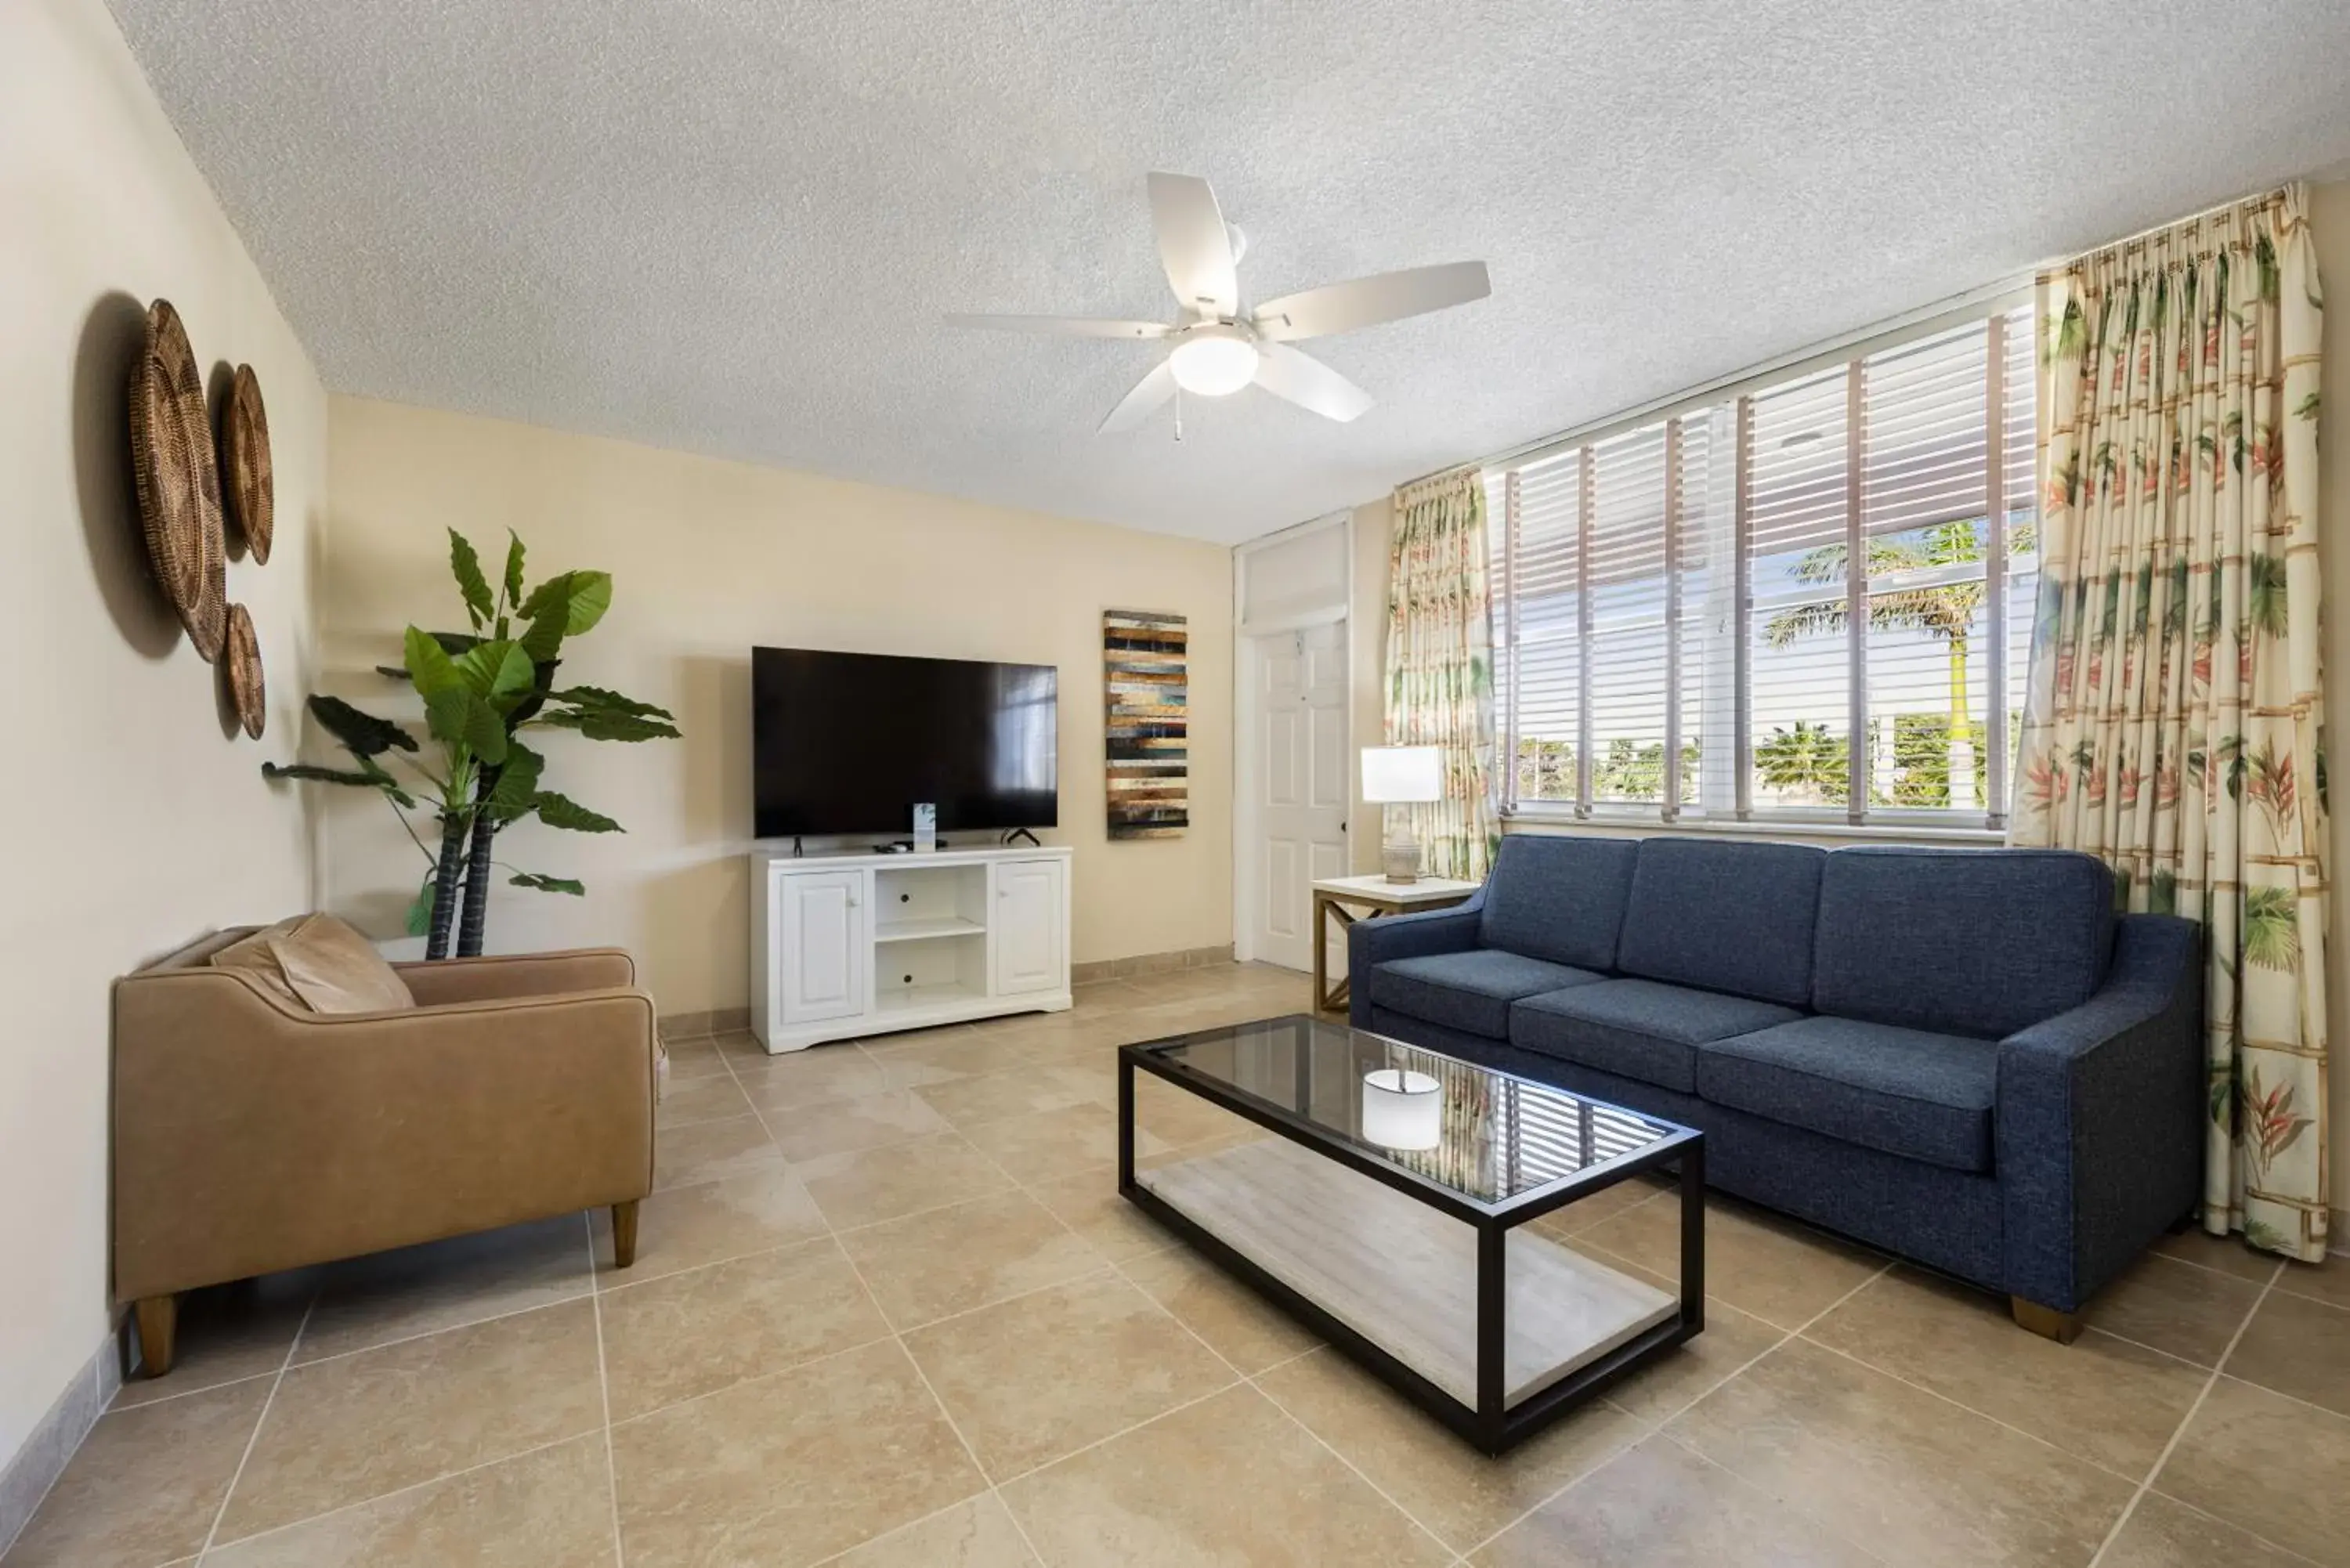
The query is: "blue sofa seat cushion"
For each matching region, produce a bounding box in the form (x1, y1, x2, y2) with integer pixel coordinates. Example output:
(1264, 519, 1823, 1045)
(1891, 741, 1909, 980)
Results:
(1479, 835, 1640, 971)
(1512, 978, 1803, 1095)
(1368, 950, 1606, 1039)
(1697, 1016, 2000, 1173)
(1812, 847, 2115, 1038)
(1615, 839, 1827, 1007)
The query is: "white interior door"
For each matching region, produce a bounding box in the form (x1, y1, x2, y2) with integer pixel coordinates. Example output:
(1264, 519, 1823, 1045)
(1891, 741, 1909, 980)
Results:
(1251, 622, 1350, 972)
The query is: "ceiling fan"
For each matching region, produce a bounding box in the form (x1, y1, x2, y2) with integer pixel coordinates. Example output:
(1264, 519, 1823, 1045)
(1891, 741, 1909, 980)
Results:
(948, 172, 1491, 433)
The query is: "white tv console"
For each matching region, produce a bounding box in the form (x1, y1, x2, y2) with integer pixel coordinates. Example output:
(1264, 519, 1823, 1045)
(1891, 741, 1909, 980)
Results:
(749, 844, 1072, 1053)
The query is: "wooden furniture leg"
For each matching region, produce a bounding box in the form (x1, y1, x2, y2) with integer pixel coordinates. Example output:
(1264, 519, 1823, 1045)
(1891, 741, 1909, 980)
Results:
(2009, 1295, 2082, 1343)
(135, 1295, 179, 1378)
(611, 1201, 641, 1269)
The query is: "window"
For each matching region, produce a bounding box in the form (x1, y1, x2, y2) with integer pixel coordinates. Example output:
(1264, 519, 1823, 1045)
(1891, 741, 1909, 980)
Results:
(1488, 302, 2035, 828)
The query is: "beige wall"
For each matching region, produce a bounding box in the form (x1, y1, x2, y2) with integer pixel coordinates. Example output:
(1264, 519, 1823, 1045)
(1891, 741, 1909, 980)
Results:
(2308, 179, 2349, 1239)
(0, 0, 327, 1463)
(321, 397, 1234, 1015)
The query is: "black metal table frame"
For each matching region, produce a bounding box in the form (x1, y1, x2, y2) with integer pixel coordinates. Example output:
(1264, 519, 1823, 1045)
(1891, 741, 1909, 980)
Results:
(1117, 1022, 1704, 1457)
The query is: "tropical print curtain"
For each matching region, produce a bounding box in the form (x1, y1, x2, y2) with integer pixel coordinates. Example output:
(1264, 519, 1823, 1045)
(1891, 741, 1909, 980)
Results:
(1386, 470, 1499, 880)
(2010, 186, 2328, 1263)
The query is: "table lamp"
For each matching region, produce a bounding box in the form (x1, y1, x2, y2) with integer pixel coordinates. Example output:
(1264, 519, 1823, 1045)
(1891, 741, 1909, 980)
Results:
(1360, 746, 1444, 883)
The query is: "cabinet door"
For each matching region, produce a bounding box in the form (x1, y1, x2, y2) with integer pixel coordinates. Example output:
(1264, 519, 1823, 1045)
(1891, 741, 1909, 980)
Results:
(779, 870, 868, 1024)
(992, 858, 1066, 996)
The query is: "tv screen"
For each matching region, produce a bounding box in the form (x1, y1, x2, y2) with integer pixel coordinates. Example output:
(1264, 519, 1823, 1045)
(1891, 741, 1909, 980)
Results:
(752, 648, 1059, 838)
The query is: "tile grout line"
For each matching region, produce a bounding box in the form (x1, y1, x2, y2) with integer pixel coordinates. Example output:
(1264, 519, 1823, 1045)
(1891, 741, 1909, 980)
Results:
(583, 1212, 627, 1568)
(1453, 1256, 1896, 1562)
(193, 1289, 318, 1563)
(713, 1031, 1061, 1567)
(2084, 1257, 2287, 1568)
(175, 1428, 605, 1563)
(1788, 1331, 2155, 1489)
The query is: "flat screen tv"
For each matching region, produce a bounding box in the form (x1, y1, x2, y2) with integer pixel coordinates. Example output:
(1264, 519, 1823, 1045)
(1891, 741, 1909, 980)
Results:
(752, 647, 1059, 838)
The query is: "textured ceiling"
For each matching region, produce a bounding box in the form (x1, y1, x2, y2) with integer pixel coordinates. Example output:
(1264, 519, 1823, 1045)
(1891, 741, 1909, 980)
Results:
(104, 0, 2350, 544)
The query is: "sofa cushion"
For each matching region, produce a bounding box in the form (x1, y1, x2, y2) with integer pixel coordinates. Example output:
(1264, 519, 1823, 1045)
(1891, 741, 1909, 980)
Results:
(1696, 1016, 1998, 1172)
(213, 914, 415, 1015)
(1368, 950, 1606, 1039)
(1478, 834, 1640, 971)
(1615, 839, 1826, 1007)
(1812, 847, 2114, 1038)
(1512, 978, 1802, 1095)
(208, 918, 307, 1009)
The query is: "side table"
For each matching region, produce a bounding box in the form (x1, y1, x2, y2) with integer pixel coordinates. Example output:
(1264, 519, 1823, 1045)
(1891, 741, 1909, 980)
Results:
(1308, 873, 1483, 1013)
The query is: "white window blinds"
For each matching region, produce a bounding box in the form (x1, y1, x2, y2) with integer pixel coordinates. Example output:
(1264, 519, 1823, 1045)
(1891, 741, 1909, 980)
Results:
(1488, 300, 2035, 829)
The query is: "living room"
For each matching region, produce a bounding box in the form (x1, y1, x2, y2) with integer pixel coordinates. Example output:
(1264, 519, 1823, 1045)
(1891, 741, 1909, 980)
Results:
(6, 0, 2350, 1564)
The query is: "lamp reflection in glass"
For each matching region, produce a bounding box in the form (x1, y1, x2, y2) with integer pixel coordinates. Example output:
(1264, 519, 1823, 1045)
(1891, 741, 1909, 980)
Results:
(1361, 1068, 1443, 1151)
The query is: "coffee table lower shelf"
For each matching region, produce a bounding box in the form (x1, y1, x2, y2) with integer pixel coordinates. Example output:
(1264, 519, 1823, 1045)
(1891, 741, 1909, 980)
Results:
(1122, 1135, 1701, 1454)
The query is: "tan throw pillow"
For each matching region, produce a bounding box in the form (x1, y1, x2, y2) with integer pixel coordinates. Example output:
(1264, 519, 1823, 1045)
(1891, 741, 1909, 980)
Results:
(208, 918, 307, 1008)
(266, 914, 417, 1014)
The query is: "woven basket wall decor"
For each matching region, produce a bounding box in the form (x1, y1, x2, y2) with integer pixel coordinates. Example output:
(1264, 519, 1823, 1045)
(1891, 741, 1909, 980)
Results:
(126, 299, 229, 659)
(222, 604, 265, 739)
(222, 364, 273, 563)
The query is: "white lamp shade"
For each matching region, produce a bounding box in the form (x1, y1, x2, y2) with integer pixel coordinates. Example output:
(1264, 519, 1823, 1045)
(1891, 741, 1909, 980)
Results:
(1361, 1068, 1443, 1151)
(1361, 746, 1444, 804)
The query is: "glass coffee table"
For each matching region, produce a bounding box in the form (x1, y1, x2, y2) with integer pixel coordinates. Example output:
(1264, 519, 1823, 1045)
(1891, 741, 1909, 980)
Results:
(1119, 1014, 1702, 1455)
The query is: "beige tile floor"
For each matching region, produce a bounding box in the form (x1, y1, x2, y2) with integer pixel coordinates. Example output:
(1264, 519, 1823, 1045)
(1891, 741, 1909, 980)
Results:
(10, 962, 2350, 1566)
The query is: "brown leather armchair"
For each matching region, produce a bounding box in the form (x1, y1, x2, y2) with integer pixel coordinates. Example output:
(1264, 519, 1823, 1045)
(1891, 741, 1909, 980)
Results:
(112, 930, 658, 1375)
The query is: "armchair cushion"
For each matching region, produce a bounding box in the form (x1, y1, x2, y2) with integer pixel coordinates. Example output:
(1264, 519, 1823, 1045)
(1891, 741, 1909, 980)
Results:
(211, 913, 415, 1014)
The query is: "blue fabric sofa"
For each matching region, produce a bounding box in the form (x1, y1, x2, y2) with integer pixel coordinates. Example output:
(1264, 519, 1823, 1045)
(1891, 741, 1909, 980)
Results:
(1348, 835, 2204, 1335)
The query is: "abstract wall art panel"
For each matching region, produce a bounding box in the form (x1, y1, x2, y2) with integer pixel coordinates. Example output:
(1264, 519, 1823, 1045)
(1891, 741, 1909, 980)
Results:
(1104, 609, 1188, 840)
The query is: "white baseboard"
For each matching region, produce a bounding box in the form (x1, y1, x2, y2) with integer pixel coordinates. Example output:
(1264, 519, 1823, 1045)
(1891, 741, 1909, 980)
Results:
(0, 1328, 121, 1557)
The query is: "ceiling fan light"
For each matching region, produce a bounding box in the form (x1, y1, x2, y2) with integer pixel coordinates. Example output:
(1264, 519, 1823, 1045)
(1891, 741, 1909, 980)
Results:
(1168, 327, 1260, 397)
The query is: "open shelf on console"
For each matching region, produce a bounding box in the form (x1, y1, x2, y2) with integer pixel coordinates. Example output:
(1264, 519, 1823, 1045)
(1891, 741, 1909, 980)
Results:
(873, 915, 987, 943)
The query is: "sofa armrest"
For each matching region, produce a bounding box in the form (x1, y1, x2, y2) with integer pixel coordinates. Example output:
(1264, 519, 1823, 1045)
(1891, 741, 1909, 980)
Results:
(113, 970, 656, 1302)
(394, 948, 637, 1006)
(1346, 891, 1485, 1029)
(1996, 913, 2204, 1311)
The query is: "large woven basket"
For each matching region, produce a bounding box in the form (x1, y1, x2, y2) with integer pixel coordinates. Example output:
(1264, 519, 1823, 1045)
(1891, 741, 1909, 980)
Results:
(222, 604, 265, 739)
(222, 364, 273, 564)
(126, 300, 228, 659)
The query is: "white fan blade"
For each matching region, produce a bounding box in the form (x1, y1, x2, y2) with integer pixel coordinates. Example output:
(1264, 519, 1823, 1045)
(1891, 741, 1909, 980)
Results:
(1252, 261, 1491, 342)
(1099, 359, 1177, 434)
(1146, 172, 1238, 317)
(945, 314, 1170, 340)
(1253, 343, 1373, 422)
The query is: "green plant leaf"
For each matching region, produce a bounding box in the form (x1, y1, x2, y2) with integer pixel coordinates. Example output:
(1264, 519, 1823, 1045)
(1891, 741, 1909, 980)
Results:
(425, 686, 508, 765)
(405, 626, 464, 699)
(550, 685, 676, 721)
(520, 569, 612, 637)
(306, 694, 419, 756)
(533, 707, 682, 742)
(508, 871, 587, 895)
(486, 742, 544, 820)
(262, 761, 379, 788)
(533, 790, 623, 833)
(449, 529, 494, 628)
(502, 531, 527, 610)
(376, 631, 482, 681)
(406, 873, 437, 937)
(454, 638, 535, 703)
